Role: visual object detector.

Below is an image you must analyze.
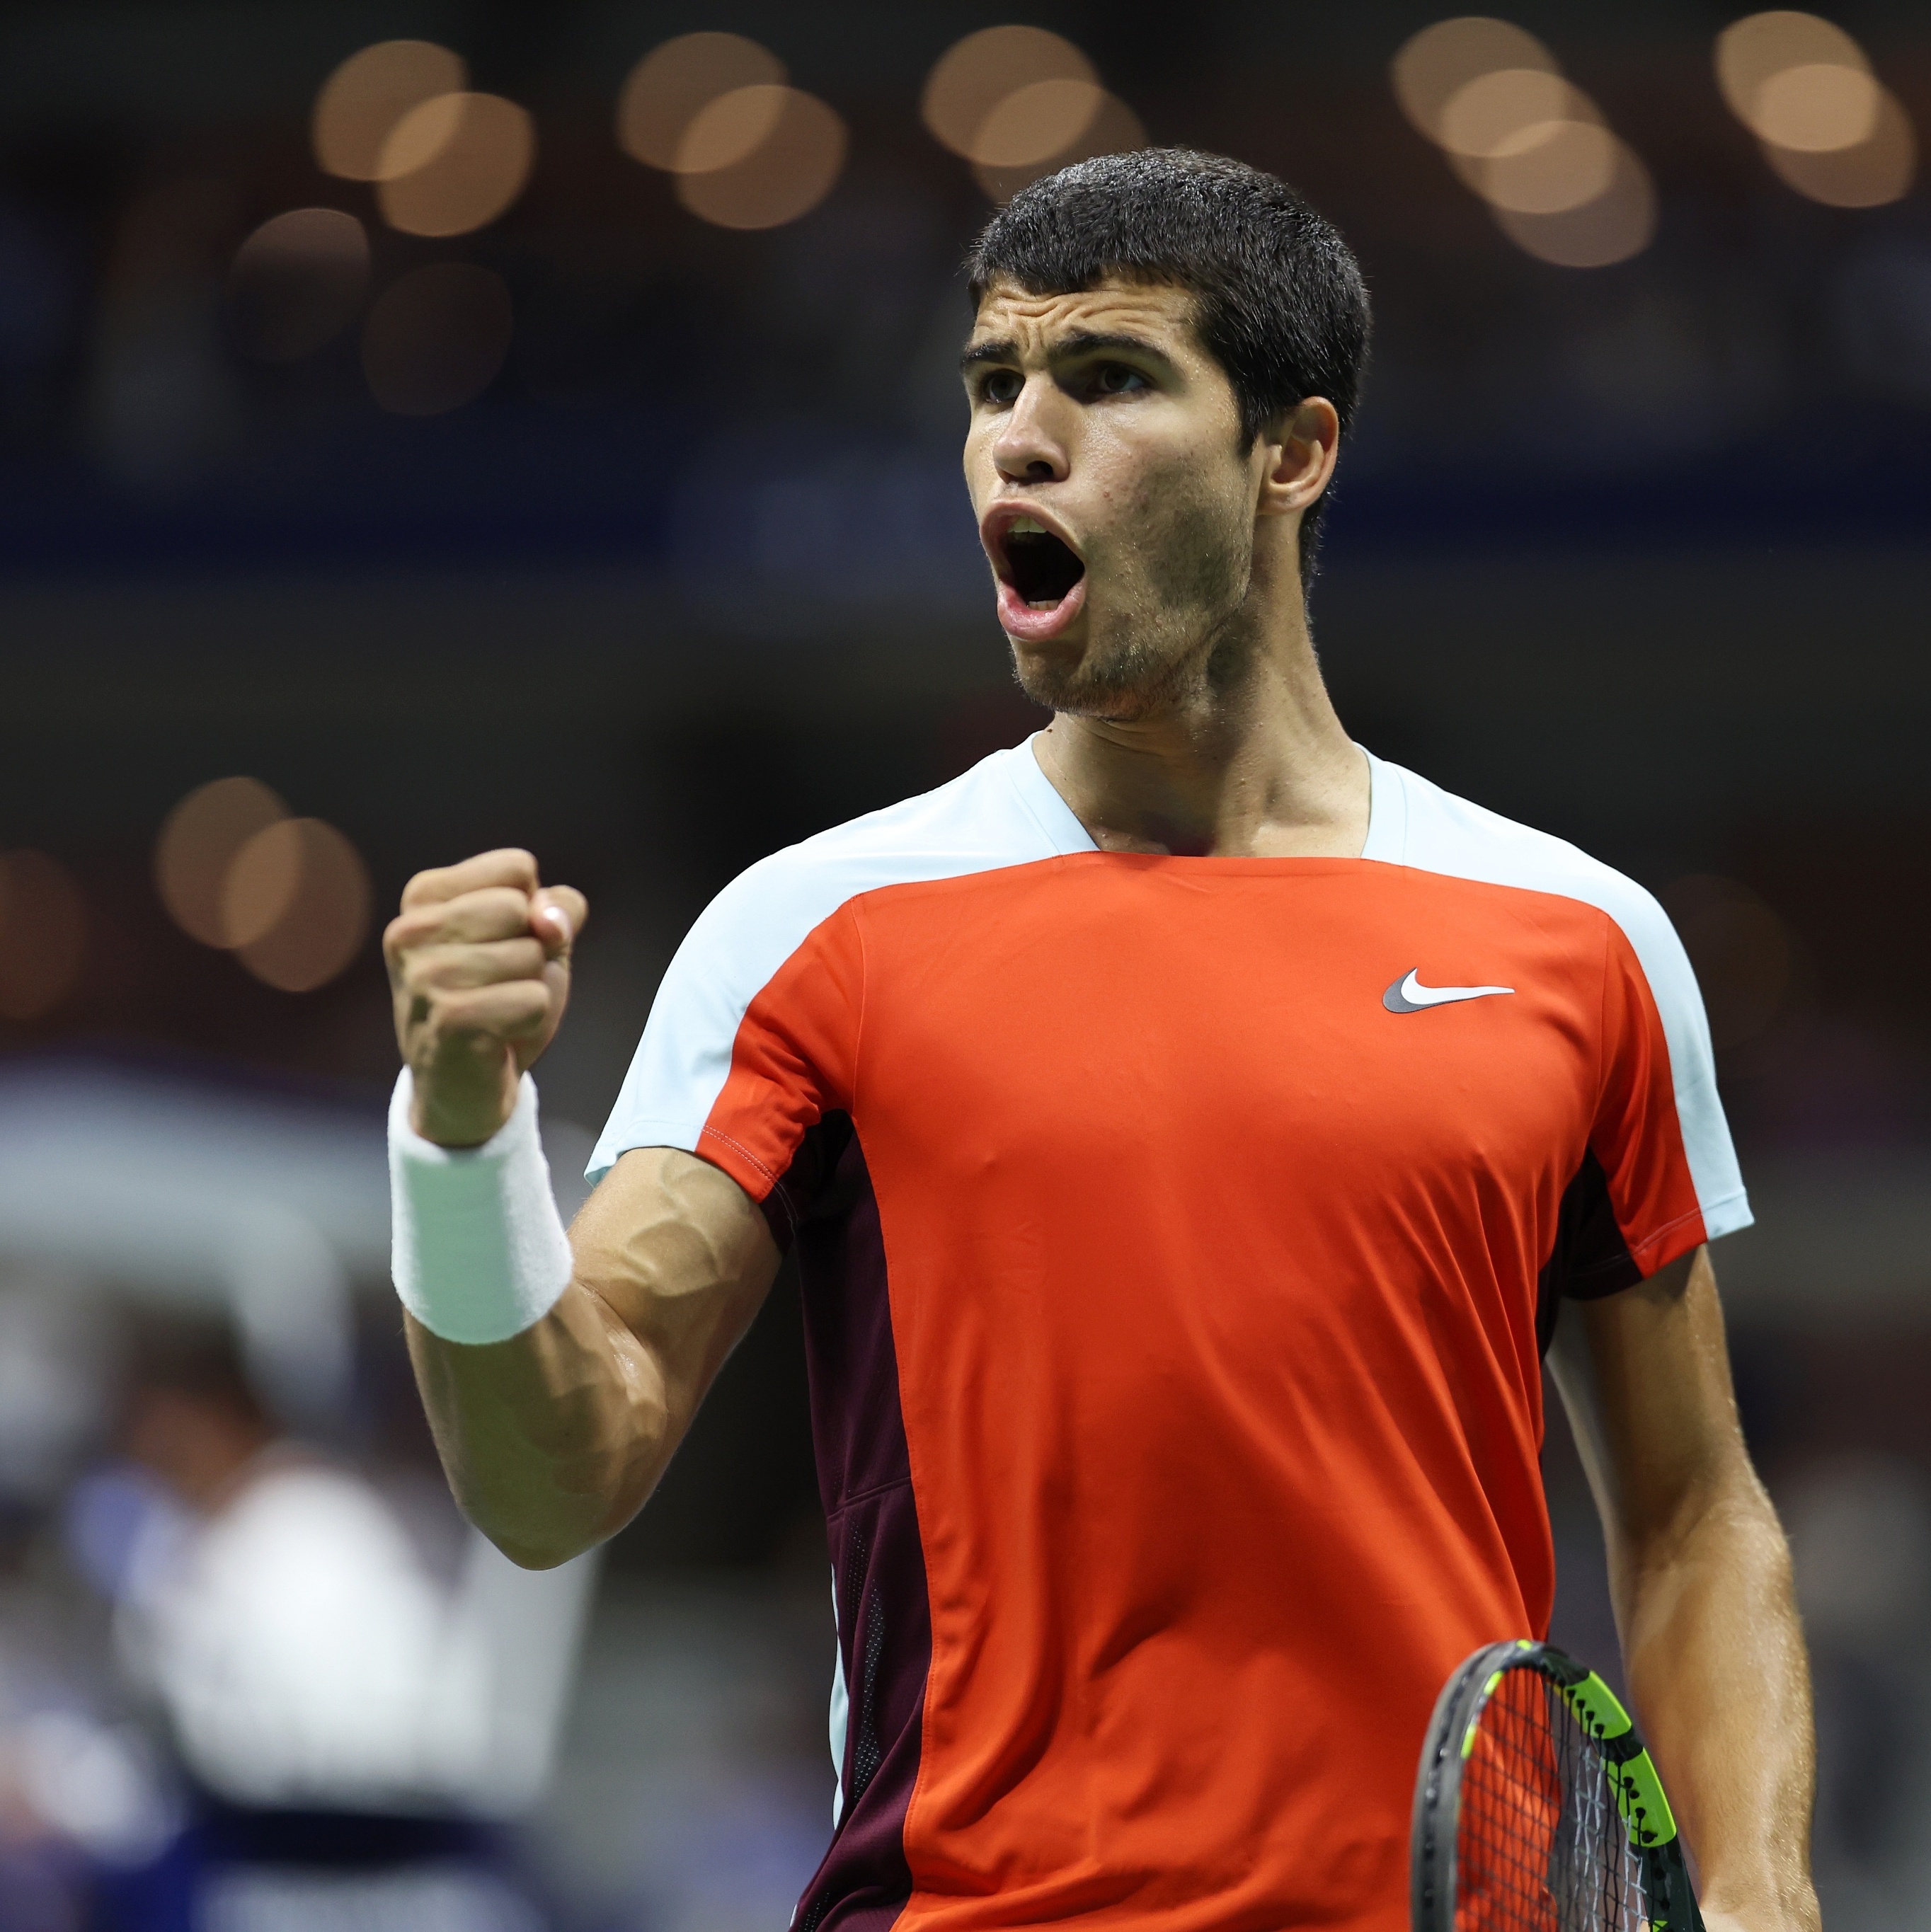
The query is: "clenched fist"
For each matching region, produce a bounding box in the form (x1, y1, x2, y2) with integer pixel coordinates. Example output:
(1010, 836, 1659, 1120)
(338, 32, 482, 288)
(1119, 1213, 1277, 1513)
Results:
(384, 849, 588, 1147)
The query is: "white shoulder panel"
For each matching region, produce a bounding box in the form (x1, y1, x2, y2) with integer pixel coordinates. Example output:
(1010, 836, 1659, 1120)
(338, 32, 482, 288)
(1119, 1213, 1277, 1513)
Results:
(1361, 753, 1750, 1242)
(588, 741, 1094, 1183)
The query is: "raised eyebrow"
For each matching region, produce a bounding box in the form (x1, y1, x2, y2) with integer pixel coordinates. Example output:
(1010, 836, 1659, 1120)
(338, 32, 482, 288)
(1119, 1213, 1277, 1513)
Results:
(960, 338, 1018, 374)
(1050, 330, 1170, 364)
(958, 331, 1171, 381)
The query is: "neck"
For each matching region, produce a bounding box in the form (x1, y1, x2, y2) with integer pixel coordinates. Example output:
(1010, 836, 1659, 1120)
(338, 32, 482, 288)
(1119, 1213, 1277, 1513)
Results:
(1032, 577, 1369, 860)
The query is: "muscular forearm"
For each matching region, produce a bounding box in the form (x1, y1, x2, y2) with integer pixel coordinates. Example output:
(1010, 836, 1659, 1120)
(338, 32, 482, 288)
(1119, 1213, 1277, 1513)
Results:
(1554, 1255, 1818, 1932)
(1614, 1467, 1818, 1932)
(401, 1146, 778, 1569)
(382, 852, 778, 1570)
(405, 1288, 672, 1568)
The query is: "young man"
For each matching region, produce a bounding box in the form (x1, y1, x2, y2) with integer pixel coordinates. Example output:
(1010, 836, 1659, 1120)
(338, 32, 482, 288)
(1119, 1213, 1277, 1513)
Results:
(386, 152, 1817, 1932)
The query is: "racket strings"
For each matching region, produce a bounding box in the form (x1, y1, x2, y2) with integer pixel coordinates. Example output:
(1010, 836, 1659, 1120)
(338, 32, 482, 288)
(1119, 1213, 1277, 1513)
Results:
(1455, 1667, 1650, 1932)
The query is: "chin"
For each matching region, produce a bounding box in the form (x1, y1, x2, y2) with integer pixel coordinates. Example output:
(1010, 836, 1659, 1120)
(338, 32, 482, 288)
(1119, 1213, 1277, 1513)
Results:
(1009, 640, 1113, 718)
(1009, 626, 1187, 722)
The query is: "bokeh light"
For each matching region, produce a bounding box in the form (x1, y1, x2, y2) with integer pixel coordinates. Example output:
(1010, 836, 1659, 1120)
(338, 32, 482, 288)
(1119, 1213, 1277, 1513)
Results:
(1753, 63, 1879, 153)
(1437, 69, 1594, 160)
(675, 89, 848, 231)
(617, 33, 786, 171)
(971, 91, 1147, 205)
(156, 777, 289, 948)
(374, 93, 535, 238)
(1662, 875, 1796, 1049)
(1714, 13, 1915, 207)
(675, 84, 793, 176)
(1478, 119, 1620, 215)
(312, 40, 468, 183)
(923, 28, 1096, 160)
(362, 263, 513, 415)
(1715, 11, 1867, 134)
(1391, 17, 1558, 145)
(377, 91, 467, 179)
(1392, 18, 1652, 267)
(221, 819, 303, 947)
(225, 820, 373, 994)
(155, 785, 370, 990)
(0, 852, 86, 1022)
(1761, 89, 1917, 206)
(226, 209, 370, 362)
(970, 79, 1104, 169)
(1491, 139, 1656, 265)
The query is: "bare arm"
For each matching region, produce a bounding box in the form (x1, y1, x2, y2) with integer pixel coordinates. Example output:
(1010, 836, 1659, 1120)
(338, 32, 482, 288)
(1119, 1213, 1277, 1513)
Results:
(386, 849, 781, 1569)
(1549, 1247, 1818, 1932)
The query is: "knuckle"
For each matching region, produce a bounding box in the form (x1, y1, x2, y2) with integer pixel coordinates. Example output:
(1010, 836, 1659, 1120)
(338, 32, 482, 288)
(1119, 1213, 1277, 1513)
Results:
(462, 887, 530, 933)
(430, 993, 498, 1038)
(399, 866, 451, 910)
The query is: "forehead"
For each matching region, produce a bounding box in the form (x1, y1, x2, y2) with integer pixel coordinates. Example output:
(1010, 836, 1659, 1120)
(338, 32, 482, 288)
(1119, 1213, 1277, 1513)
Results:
(967, 275, 1201, 358)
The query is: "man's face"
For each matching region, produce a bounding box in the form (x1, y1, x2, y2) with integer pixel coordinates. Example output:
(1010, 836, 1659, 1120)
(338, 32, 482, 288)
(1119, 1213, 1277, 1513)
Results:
(962, 275, 1267, 719)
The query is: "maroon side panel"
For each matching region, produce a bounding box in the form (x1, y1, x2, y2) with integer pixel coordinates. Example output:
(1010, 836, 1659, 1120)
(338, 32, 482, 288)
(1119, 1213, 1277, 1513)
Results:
(780, 1115, 930, 1932)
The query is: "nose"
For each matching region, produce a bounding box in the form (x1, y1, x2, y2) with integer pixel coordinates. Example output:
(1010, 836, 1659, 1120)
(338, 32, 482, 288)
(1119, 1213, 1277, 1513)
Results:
(992, 375, 1070, 485)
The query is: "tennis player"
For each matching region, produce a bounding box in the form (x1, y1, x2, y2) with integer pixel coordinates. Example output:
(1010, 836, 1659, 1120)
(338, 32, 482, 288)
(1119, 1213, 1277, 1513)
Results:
(386, 151, 1817, 1932)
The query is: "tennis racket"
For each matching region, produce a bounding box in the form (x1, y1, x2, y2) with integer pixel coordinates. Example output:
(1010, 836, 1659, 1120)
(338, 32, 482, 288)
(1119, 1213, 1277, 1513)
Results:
(1411, 1639, 1704, 1932)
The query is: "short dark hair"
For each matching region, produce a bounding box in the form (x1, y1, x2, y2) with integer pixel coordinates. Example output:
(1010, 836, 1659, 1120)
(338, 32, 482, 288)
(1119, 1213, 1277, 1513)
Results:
(965, 149, 1372, 592)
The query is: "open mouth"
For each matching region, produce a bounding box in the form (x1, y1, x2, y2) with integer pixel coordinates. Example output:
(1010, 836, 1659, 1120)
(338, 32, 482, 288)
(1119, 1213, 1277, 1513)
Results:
(1002, 518, 1086, 609)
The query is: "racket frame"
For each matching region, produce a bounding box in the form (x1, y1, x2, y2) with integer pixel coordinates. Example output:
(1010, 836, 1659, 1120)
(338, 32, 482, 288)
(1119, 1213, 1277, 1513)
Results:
(1410, 1638, 1705, 1932)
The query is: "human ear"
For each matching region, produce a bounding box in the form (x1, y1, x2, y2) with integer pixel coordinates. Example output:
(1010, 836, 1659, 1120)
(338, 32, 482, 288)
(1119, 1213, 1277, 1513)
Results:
(1254, 397, 1340, 519)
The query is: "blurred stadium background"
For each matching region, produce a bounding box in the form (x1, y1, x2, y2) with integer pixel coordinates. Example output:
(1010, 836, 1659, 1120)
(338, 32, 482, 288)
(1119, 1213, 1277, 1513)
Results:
(0, 2, 1925, 1927)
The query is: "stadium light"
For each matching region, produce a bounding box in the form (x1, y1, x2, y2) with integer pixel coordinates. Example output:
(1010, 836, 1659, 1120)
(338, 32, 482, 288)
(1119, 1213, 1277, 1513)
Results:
(617, 35, 845, 230)
(1391, 17, 1656, 267)
(156, 778, 290, 948)
(312, 40, 467, 182)
(1714, 11, 1916, 207)
(617, 33, 786, 169)
(154, 779, 370, 993)
(375, 94, 536, 238)
(673, 88, 848, 231)
(224, 821, 373, 994)
(923, 28, 1144, 203)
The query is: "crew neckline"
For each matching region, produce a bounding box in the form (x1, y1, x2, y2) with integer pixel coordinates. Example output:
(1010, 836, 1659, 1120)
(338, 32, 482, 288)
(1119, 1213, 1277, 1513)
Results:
(1014, 735, 1399, 865)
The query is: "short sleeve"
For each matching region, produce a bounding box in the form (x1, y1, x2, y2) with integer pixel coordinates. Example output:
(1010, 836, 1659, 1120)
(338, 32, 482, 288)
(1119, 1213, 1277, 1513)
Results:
(1542, 912, 1751, 1307)
(588, 882, 864, 1209)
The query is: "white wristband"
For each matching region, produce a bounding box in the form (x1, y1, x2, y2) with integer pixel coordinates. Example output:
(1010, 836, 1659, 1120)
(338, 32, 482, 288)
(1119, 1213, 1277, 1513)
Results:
(388, 1069, 574, 1345)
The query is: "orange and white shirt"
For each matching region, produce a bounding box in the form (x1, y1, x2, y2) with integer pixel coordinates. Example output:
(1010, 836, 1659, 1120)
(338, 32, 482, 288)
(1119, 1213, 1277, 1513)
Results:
(590, 741, 1748, 1932)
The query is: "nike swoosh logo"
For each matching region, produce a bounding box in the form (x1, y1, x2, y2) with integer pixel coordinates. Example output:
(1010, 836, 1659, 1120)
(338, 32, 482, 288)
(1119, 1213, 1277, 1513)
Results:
(1382, 969, 1515, 1014)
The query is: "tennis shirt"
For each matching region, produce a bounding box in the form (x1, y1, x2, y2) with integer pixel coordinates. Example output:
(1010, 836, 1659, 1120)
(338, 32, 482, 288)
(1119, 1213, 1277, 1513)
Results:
(589, 740, 1749, 1932)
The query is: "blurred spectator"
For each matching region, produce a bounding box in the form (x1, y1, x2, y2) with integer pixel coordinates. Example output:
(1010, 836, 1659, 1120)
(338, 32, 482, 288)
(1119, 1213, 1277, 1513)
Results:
(66, 1313, 593, 1931)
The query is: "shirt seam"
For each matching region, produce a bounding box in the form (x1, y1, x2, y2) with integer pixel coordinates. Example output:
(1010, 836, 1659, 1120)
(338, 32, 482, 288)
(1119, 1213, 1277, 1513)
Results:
(1593, 908, 1615, 1127)
(602, 1116, 709, 1140)
(1621, 1199, 1715, 1265)
(847, 897, 871, 1121)
(694, 1122, 785, 1202)
(1381, 753, 1409, 866)
(1008, 742, 1091, 856)
(827, 1471, 914, 1514)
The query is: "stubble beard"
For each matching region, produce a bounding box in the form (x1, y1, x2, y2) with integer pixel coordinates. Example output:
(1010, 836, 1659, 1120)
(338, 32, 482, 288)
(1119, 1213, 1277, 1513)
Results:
(1008, 478, 1257, 723)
